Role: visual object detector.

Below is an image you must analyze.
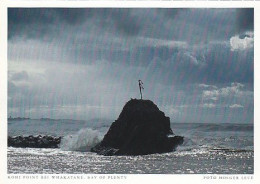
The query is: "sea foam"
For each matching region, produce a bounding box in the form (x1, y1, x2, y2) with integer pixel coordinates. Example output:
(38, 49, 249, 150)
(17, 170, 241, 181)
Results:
(60, 128, 103, 152)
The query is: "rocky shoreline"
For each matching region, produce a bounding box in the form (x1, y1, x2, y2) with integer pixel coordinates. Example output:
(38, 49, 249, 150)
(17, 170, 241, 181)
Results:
(8, 135, 61, 148)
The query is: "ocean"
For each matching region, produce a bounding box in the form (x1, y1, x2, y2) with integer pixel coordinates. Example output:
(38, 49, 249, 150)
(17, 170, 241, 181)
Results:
(8, 119, 253, 174)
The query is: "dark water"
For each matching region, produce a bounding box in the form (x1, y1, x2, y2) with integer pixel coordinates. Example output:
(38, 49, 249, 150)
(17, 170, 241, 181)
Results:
(8, 119, 254, 174)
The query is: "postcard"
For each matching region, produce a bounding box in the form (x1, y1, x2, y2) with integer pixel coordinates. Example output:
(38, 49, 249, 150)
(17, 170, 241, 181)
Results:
(0, 1, 258, 184)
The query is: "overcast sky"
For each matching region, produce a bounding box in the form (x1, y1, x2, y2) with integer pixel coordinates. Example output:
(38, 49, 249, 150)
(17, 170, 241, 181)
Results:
(8, 8, 254, 123)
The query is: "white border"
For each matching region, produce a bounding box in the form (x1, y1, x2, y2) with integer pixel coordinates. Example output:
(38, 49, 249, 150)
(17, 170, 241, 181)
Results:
(0, 1, 259, 184)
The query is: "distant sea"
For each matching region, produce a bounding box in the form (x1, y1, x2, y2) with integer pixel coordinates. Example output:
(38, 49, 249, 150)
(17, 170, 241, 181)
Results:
(8, 119, 253, 174)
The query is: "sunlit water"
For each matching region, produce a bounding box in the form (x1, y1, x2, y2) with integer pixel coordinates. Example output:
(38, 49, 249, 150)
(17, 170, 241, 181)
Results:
(8, 119, 253, 174)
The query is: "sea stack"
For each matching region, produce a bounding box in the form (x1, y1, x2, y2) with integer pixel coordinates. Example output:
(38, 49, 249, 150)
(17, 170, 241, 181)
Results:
(91, 99, 184, 156)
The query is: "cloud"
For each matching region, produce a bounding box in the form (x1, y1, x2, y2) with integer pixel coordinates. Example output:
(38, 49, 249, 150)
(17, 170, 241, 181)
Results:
(221, 82, 244, 95)
(7, 8, 254, 124)
(8, 8, 144, 40)
(197, 84, 217, 89)
(137, 37, 187, 49)
(202, 82, 252, 101)
(8, 8, 240, 43)
(8, 60, 148, 119)
(144, 43, 253, 84)
(236, 9, 254, 34)
(202, 90, 219, 101)
(162, 8, 185, 19)
(8, 59, 253, 123)
(230, 32, 254, 51)
(201, 103, 216, 108)
(8, 32, 254, 87)
(10, 71, 29, 81)
(112, 9, 141, 36)
(230, 104, 244, 109)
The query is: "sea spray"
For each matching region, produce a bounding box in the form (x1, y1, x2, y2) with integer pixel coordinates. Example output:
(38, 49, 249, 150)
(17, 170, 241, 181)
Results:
(60, 128, 103, 152)
(175, 137, 201, 152)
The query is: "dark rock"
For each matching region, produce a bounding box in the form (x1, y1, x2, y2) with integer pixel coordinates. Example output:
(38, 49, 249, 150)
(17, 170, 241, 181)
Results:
(91, 99, 184, 156)
(8, 135, 61, 148)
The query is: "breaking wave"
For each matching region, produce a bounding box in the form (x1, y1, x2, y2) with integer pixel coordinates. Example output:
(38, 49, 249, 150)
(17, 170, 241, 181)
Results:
(60, 128, 103, 152)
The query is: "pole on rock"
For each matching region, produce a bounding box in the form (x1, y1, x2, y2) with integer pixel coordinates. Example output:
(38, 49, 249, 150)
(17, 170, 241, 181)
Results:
(138, 80, 144, 99)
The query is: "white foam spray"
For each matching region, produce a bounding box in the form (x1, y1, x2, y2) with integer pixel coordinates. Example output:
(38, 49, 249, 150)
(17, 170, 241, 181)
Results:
(60, 128, 103, 152)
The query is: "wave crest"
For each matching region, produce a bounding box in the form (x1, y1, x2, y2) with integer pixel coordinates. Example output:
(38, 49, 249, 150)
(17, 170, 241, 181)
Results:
(60, 128, 103, 152)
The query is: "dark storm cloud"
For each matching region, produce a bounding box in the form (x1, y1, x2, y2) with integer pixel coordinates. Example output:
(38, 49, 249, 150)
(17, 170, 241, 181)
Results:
(8, 9, 54, 25)
(112, 11, 141, 36)
(8, 8, 254, 84)
(8, 8, 94, 27)
(8, 8, 242, 42)
(8, 8, 143, 39)
(55, 9, 93, 24)
(72, 42, 253, 84)
(8, 8, 95, 39)
(236, 8, 254, 34)
(123, 44, 252, 84)
(201, 45, 253, 84)
(139, 44, 253, 84)
(57, 8, 142, 35)
(8, 8, 55, 39)
(162, 8, 186, 19)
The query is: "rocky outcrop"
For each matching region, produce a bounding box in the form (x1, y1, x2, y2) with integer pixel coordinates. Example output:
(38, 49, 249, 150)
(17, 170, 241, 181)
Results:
(8, 135, 61, 148)
(91, 99, 184, 156)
